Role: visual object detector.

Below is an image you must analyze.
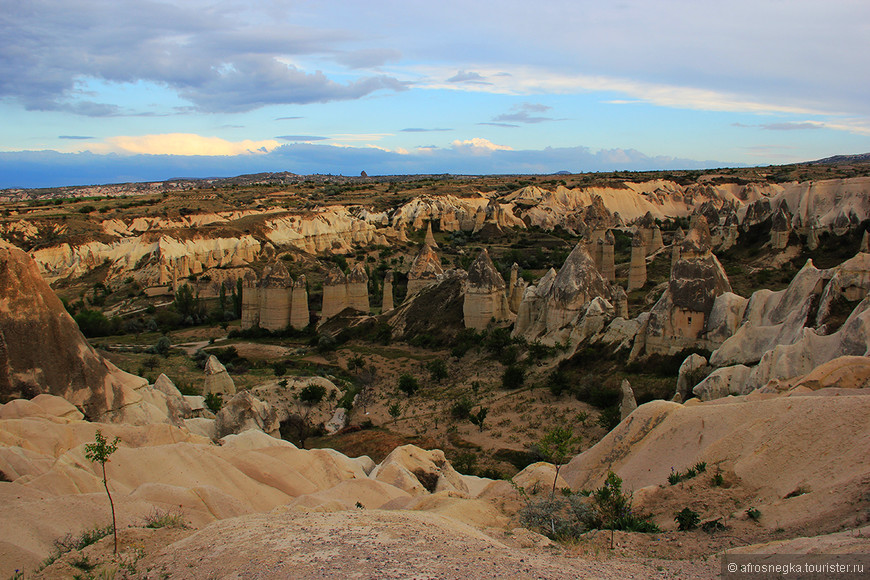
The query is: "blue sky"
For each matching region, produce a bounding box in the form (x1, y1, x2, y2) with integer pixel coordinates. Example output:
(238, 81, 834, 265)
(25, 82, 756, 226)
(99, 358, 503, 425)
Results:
(2, 0, 869, 188)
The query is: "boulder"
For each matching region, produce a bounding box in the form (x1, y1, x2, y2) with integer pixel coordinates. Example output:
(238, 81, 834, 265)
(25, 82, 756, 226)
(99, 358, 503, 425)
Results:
(215, 391, 279, 438)
(324, 408, 347, 435)
(692, 364, 752, 400)
(203, 355, 236, 396)
(675, 354, 710, 401)
(370, 444, 469, 496)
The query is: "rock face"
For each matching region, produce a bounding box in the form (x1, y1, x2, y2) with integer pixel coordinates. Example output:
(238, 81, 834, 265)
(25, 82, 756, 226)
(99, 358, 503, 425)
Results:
(346, 263, 370, 313)
(215, 391, 279, 438)
(407, 243, 444, 296)
(639, 217, 732, 354)
(627, 234, 647, 291)
(690, 251, 870, 401)
(560, 392, 870, 534)
(321, 268, 348, 319)
(382, 271, 394, 312)
(463, 249, 511, 329)
(241, 263, 308, 331)
(513, 242, 613, 343)
(0, 246, 149, 420)
(290, 275, 310, 329)
(203, 355, 236, 396)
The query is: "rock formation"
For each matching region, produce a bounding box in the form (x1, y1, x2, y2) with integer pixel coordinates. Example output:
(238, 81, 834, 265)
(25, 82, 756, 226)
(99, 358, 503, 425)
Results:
(203, 355, 236, 396)
(0, 246, 152, 420)
(592, 231, 616, 282)
(321, 267, 349, 319)
(507, 263, 527, 314)
(638, 217, 732, 354)
(627, 233, 647, 291)
(382, 271, 394, 312)
(258, 262, 293, 331)
(241, 263, 309, 331)
(406, 242, 444, 296)
(619, 379, 637, 420)
(424, 222, 438, 248)
(215, 391, 279, 438)
(463, 249, 511, 330)
(290, 275, 310, 329)
(513, 242, 613, 343)
(769, 202, 792, 250)
(346, 263, 370, 313)
(670, 227, 685, 268)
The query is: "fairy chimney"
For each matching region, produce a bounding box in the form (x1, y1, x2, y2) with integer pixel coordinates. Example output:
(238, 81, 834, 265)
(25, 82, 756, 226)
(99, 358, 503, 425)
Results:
(463, 249, 511, 329)
(627, 233, 647, 291)
(321, 267, 348, 319)
(290, 274, 309, 330)
(382, 271, 395, 312)
(407, 243, 444, 296)
(346, 263, 370, 313)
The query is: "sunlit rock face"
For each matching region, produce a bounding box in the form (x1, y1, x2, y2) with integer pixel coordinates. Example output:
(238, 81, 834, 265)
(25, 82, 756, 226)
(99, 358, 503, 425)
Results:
(407, 243, 444, 297)
(641, 217, 732, 354)
(513, 241, 612, 342)
(0, 245, 191, 423)
(463, 249, 511, 330)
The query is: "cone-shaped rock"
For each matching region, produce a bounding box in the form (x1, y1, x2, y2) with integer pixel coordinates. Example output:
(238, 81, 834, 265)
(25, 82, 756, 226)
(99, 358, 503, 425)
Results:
(407, 243, 444, 296)
(463, 249, 510, 329)
(0, 246, 147, 419)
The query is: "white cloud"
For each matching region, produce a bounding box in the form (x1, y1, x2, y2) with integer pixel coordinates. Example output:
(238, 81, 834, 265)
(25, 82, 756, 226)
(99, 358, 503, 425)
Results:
(93, 133, 280, 156)
(451, 138, 513, 153)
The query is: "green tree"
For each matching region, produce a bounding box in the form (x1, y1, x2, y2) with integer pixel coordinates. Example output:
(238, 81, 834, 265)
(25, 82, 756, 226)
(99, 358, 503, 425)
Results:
(388, 402, 401, 420)
(469, 406, 488, 432)
(427, 359, 448, 383)
(84, 430, 120, 554)
(398, 374, 419, 396)
(536, 427, 581, 497)
(501, 364, 525, 390)
(174, 284, 205, 323)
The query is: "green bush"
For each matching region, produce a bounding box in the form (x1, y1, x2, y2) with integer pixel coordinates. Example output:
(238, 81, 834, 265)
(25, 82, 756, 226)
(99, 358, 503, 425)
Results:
(675, 507, 700, 531)
(501, 364, 525, 390)
(398, 373, 420, 396)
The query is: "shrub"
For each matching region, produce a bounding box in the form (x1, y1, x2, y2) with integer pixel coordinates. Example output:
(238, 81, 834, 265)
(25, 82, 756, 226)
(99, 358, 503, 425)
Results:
(299, 383, 327, 405)
(388, 402, 401, 420)
(143, 508, 187, 529)
(469, 407, 488, 432)
(272, 362, 287, 376)
(746, 507, 762, 522)
(675, 507, 700, 531)
(398, 374, 420, 396)
(450, 397, 474, 420)
(427, 359, 448, 383)
(597, 406, 621, 432)
(501, 364, 525, 390)
(204, 392, 223, 413)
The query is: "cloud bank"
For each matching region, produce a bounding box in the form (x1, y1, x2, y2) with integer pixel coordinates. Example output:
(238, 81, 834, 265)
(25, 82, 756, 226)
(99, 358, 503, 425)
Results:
(0, 143, 736, 189)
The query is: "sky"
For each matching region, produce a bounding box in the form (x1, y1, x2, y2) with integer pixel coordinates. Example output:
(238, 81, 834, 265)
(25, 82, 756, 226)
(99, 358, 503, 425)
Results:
(1, 0, 869, 188)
